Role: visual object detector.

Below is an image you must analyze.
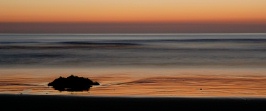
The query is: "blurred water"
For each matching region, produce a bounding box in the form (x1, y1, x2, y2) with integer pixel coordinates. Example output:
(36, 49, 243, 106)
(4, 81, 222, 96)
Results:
(0, 33, 266, 68)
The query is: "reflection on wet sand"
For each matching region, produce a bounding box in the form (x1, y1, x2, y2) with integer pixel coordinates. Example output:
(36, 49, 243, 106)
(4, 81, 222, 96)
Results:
(0, 68, 266, 97)
(92, 75, 266, 97)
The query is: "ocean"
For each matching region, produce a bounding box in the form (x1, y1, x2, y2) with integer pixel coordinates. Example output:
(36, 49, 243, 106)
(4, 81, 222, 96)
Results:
(1, 33, 266, 68)
(0, 33, 266, 96)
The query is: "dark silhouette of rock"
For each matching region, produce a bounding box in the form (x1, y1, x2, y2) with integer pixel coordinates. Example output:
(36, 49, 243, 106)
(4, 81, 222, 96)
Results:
(48, 75, 100, 92)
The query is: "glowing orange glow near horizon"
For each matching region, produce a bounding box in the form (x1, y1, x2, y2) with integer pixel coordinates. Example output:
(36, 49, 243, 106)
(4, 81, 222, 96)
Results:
(1, 0, 266, 23)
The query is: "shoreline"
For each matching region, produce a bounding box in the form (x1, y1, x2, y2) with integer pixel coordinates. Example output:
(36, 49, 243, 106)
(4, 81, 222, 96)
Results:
(1, 68, 266, 97)
(1, 94, 266, 111)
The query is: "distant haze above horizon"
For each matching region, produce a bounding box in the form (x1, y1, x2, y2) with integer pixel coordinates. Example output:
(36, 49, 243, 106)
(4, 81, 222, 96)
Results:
(1, 0, 266, 33)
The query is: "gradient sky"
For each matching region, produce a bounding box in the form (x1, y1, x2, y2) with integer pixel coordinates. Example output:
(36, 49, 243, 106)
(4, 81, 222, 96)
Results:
(1, 0, 266, 33)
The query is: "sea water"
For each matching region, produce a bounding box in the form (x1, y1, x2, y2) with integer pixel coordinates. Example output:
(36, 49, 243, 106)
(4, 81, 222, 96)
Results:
(0, 33, 266, 69)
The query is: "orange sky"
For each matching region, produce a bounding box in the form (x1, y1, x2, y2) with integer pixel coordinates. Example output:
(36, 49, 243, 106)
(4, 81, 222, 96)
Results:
(1, 0, 266, 23)
(1, 0, 266, 33)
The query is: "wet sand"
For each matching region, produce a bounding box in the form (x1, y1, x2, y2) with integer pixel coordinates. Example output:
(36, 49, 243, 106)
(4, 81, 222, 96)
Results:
(1, 68, 266, 96)
(1, 94, 266, 111)
(1, 68, 266, 110)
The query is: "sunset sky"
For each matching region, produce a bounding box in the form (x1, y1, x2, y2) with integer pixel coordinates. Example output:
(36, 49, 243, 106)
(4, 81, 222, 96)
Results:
(1, 0, 266, 33)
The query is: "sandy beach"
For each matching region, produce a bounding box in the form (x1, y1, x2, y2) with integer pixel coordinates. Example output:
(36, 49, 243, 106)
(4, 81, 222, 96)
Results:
(1, 94, 266, 111)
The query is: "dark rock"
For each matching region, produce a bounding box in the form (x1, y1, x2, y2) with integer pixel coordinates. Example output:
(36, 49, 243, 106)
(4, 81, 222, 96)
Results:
(48, 75, 100, 92)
